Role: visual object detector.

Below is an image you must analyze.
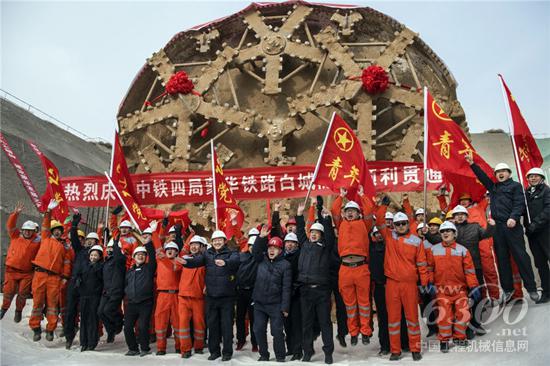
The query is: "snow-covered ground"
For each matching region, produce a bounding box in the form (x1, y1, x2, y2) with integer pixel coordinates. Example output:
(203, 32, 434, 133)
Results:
(1, 294, 549, 366)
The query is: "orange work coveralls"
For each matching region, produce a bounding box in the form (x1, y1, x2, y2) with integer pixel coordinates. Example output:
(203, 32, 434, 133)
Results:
(3, 212, 41, 313)
(331, 195, 374, 338)
(379, 220, 429, 354)
(427, 241, 479, 341)
(29, 212, 71, 332)
(177, 239, 206, 354)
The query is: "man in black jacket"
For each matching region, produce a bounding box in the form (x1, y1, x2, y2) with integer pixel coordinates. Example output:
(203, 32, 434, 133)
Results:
(252, 227, 292, 362)
(181, 229, 240, 361)
(524, 168, 550, 303)
(121, 225, 157, 357)
(235, 235, 259, 351)
(283, 231, 303, 360)
(296, 202, 336, 364)
(98, 237, 126, 344)
(64, 213, 99, 349)
(467, 153, 539, 303)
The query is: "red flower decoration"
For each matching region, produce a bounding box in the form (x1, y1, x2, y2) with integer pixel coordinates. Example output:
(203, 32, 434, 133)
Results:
(361, 65, 389, 94)
(165, 71, 195, 95)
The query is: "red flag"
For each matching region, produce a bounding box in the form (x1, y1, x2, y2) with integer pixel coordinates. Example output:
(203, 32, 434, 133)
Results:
(311, 113, 376, 201)
(107, 132, 150, 231)
(27, 141, 69, 221)
(424, 89, 494, 206)
(498, 74, 543, 187)
(211, 141, 244, 239)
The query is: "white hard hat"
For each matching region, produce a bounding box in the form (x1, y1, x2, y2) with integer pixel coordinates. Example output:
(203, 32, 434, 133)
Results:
(452, 205, 469, 216)
(494, 162, 512, 174)
(168, 225, 176, 233)
(211, 230, 227, 241)
(393, 212, 409, 223)
(526, 167, 545, 179)
(142, 227, 153, 235)
(21, 221, 36, 230)
(439, 221, 457, 233)
(344, 201, 361, 211)
(385, 212, 394, 220)
(88, 244, 104, 254)
(309, 222, 324, 233)
(372, 226, 379, 233)
(416, 222, 426, 231)
(132, 246, 148, 256)
(86, 232, 99, 241)
(119, 220, 133, 229)
(190, 235, 207, 246)
(415, 208, 425, 216)
(248, 228, 260, 237)
(106, 239, 115, 248)
(163, 241, 179, 251)
(284, 232, 299, 242)
(247, 236, 257, 246)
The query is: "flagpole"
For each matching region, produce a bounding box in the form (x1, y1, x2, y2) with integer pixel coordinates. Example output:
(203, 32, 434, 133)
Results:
(104, 172, 142, 235)
(498, 75, 531, 223)
(211, 140, 219, 231)
(104, 128, 117, 244)
(422, 87, 428, 218)
(304, 111, 336, 206)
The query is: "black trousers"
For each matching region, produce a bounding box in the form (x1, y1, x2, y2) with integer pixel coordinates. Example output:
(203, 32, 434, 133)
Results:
(79, 295, 101, 348)
(330, 279, 348, 337)
(419, 291, 438, 335)
(236, 288, 257, 346)
(123, 299, 153, 352)
(206, 296, 234, 357)
(372, 282, 409, 352)
(63, 283, 80, 341)
(494, 223, 537, 293)
(470, 269, 487, 330)
(284, 293, 302, 356)
(300, 285, 334, 356)
(98, 294, 123, 335)
(253, 302, 286, 360)
(528, 230, 550, 295)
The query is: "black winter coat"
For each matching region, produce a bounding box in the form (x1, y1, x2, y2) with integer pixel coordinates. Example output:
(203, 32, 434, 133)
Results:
(103, 239, 127, 298)
(236, 251, 258, 289)
(184, 246, 240, 298)
(296, 214, 335, 286)
(524, 183, 550, 237)
(68, 224, 92, 289)
(75, 261, 104, 297)
(369, 237, 386, 285)
(124, 241, 156, 304)
(471, 163, 525, 224)
(252, 236, 292, 312)
(455, 221, 495, 269)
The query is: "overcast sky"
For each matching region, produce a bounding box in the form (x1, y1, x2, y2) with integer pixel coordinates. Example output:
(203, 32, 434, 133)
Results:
(2, 1, 549, 141)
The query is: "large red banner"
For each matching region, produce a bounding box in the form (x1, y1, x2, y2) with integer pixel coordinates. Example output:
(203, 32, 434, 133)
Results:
(60, 161, 443, 207)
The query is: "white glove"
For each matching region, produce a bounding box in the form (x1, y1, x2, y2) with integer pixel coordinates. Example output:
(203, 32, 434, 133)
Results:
(148, 220, 158, 232)
(47, 199, 59, 211)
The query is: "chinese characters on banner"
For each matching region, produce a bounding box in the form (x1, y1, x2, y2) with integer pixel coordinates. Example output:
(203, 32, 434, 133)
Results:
(424, 88, 495, 207)
(211, 141, 244, 238)
(27, 140, 70, 221)
(106, 132, 150, 231)
(498, 75, 543, 187)
(60, 161, 444, 208)
(312, 113, 376, 201)
(0, 133, 43, 211)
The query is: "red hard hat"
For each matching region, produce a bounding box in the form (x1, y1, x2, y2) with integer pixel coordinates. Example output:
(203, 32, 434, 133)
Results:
(268, 237, 283, 249)
(286, 218, 297, 226)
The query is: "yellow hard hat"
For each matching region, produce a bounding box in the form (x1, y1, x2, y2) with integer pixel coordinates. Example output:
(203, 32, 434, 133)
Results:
(428, 217, 443, 226)
(50, 220, 64, 231)
(445, 211, 453, 220)
(77, 229, 85, 238)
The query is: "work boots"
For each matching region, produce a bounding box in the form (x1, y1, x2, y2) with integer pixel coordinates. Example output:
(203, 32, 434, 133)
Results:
(14, 311, 22, 323)
(33, 328, 42, 342)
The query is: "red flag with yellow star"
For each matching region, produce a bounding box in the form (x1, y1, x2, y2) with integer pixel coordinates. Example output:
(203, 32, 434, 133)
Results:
(211, 140, 244, 239)
(498, 75, 543, 188)
(106, 132, 150, 231)
(424, 89, 494, 206)
(27, 141, 69, 221)
(312, 113, 376, 201)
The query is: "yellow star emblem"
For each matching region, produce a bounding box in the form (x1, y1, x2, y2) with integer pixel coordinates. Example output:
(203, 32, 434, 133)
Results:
(334, 127, 353, 152)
